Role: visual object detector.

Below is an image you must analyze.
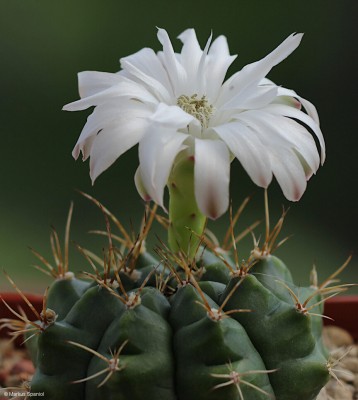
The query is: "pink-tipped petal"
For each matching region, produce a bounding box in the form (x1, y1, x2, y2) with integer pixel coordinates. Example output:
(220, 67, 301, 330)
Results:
(139, 127, 188, 209)
(213, 122, 272, 188)
(194, 139, 230, 219)
(265, 103, 326, 164)
(134, 166, 152, 202)
(269, 147, 307, 201)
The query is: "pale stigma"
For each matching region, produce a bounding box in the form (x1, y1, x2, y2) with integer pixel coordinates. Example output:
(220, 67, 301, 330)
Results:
(177, 94, 214, 128)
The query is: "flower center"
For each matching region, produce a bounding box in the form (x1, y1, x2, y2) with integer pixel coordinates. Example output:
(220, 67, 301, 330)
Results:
(177, 94, 214, 128)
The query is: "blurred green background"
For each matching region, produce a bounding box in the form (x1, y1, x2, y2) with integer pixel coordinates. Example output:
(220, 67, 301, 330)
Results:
(0, 0, 357, 293)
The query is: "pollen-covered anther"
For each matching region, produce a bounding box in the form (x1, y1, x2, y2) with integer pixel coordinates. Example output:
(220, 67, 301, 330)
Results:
(177, 94, 214, 128)
(125, 292, 141, 309)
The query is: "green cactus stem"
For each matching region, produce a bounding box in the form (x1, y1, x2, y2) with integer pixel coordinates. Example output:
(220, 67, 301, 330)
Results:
(168, 156, 206, 259)
(2, 202, 351, 400)
(16, 247, 339, 400)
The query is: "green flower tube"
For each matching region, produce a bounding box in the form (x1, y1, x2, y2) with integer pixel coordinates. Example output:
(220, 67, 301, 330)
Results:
(168, 156, 206, 258)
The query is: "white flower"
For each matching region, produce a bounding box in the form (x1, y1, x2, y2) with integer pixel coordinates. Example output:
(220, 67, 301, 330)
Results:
(63, 28, 325, 219)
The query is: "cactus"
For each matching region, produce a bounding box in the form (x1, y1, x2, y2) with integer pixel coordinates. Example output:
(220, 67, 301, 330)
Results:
(2, 27, 350, 400)
(3, 196, 350, 400)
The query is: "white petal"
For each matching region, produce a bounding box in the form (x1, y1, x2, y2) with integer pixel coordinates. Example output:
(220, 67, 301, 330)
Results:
(157, 28, 186, 96)
(120, 48, 172, 93)
(276, 86, 320, 124)
(139, 127, 188, 209)
(72, 101, 151, 159)
(178, 29, 202, 56)
(273, 95, 302, 109)
(206, 35, 237, 101)
(196, 32, 212, 96)
(120, 49, 172, 102)
(217, 33, 303, 108)
(150, 103, 195, 127)
(194, 139, 230, 219)
(260, 79, 302, 109)
(77, 71, 124, 98)
(76, 135, 95, 161)
(269, 147, 307, 201)
(237, 110, 320, 174)
(89, 113, 149, 183)
(213, 122, 272, 187)
(221, 84, 278, 110)
(232, 112, 308, 200)
(134, 166, 151, 201)
(177, 29, 202, 93)
(63, 79, 158, 111)
(264, 103, 325, 163)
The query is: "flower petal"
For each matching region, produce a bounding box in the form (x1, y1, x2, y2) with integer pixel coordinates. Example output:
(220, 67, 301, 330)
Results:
(139, 126, 188, 209)
(177, 29, 202, 93)
(237, 110, 320, 174)
(120, 49, 173, 103)
(194, 139, 230, 219)
(196, 32, 213, 96)
(232, 112, 308, 200)
(264, 103, 325, 163)
(89, 112, 149, 183)
(134, 166, 151, 202)
(276, 86, 320, 125)
(63, 78, 158, 111)
(213, 121, 272, 188)
(217, 33, 303, 108)
(157, 28, 186, 96)
(150, 102, 195, 127)
(206, 35, 237, 102)
(221, 84, 278, 110)
(120, 48, 172, 93)
(77, 71, 124, 98)
(268, 146, 307, 201)
(72, 101, 151, 160)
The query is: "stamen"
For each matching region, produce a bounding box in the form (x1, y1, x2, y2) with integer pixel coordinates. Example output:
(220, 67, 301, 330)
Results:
(177, 94, 214, 128)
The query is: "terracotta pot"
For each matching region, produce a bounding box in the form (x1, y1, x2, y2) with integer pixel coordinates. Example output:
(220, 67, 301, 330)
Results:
(324, 295, 358, 341)
(1, 293, 357, 343)
(0, 292, 43, 344)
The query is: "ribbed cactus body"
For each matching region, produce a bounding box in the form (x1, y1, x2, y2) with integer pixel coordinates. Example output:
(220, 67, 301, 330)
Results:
(26, 252, 330, 400)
